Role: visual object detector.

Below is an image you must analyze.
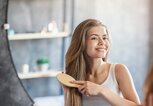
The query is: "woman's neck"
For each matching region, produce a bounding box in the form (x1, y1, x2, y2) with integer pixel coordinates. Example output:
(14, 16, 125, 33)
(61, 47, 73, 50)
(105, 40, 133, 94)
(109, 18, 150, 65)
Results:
(87, 58, 106, 74)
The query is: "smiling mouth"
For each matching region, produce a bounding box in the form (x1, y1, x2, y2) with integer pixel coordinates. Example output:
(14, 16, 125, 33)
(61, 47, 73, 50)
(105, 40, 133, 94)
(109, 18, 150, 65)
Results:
(96, 48, 106, 52)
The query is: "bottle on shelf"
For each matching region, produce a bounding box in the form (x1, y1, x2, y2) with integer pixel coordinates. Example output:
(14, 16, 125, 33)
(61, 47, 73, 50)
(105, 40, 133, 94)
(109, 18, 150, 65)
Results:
(22, 64, 29, 73)
(47, 20, 58, 33)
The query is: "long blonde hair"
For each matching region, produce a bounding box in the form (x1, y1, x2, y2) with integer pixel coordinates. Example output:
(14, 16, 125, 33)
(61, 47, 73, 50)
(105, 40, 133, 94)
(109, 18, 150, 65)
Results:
(144, 64, 153, 106)
(65, 19, 110, 106)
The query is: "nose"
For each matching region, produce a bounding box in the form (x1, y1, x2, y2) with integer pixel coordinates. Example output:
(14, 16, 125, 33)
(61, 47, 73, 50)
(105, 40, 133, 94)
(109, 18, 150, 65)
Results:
(98, 38, 105, 45)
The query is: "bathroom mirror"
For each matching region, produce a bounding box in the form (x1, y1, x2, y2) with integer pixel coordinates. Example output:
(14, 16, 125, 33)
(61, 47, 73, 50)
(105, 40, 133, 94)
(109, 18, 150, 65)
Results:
(6, 0, 73, 105)
(0, 0, 33, 105)
(2, 0, 153, 105)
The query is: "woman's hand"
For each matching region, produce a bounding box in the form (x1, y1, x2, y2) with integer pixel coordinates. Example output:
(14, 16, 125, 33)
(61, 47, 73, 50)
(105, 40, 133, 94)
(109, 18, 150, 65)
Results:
(71, 80, 102, 96)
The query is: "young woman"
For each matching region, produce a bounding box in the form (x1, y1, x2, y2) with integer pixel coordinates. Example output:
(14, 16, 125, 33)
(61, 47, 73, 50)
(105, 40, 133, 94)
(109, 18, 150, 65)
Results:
(64, 19, 140, 106)
(143, 64, 153, 106)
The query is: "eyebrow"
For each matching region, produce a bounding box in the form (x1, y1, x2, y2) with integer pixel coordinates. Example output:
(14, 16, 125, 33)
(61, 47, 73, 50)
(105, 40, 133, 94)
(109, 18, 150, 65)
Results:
(89, 34, 107, 37)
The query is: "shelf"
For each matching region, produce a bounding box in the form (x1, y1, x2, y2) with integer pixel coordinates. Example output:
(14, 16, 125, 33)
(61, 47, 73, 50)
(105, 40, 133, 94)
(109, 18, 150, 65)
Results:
(18, 71, 62, 79)
(8, 32, 69, 40)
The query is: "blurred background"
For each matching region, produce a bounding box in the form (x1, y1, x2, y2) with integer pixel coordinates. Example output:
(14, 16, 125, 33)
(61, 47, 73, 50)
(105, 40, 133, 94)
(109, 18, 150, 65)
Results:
(7, 0, 153, 106)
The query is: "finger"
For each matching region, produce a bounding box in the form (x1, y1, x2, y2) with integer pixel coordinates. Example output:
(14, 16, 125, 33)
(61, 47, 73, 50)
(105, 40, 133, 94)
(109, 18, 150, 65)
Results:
(71, 80, 85, 85)
(81, 86, 89, 96)
(80, 88, 86, 94)
(78, 84, 86, 92)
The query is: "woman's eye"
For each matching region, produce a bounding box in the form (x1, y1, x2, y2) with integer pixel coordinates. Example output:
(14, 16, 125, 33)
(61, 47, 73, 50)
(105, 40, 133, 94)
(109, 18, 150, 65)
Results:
(103, 37, 108, 40)
(91, 37, 98, 40)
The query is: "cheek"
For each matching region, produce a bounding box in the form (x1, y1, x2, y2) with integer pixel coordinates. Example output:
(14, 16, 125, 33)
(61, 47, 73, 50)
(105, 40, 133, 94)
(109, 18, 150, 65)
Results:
(85, 45, 91, 54)
(85, 42, 94, 54)
(106, 41, 111, 49)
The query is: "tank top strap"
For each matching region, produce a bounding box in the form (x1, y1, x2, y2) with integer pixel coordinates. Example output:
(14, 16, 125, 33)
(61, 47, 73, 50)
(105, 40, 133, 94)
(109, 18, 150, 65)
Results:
(109, 64, 119, 87)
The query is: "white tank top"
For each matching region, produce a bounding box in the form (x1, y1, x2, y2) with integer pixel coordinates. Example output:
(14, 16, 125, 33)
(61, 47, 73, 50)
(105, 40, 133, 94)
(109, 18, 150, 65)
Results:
(82, 64, 122, 106)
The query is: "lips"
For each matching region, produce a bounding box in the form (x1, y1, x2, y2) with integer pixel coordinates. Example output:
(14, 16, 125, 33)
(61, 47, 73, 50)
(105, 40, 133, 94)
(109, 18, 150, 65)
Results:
(96, 48, 106, 52)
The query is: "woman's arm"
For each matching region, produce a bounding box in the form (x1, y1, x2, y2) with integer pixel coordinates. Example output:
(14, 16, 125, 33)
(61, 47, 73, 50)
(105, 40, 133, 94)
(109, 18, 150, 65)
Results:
(98, 64, 140, 106)
(116, 64, 140, 103)
(72, 64, 141, 106)
(98, 84, 139, 106)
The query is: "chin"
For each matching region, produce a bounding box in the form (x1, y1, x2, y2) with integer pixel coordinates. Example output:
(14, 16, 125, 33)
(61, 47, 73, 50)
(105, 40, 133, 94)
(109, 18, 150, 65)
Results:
(98, 54, 106, 58)
(88, 53, 106, 58)
(95, 55, 106, 58)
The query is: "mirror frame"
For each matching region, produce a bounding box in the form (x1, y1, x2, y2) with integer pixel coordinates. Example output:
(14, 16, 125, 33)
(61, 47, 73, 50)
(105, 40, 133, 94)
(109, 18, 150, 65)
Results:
(0, 0, 33, 105)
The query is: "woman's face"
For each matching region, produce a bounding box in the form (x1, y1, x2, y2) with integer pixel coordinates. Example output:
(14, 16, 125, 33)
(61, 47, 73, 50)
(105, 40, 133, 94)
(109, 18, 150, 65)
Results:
(85, 26, 110, 59)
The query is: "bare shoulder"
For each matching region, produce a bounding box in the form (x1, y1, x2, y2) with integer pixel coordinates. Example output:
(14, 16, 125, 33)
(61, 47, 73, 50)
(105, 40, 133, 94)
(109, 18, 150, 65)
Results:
(114, 64, 131, 81)
(113, 64, 140, 103)
(115, 64, 128, 72)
